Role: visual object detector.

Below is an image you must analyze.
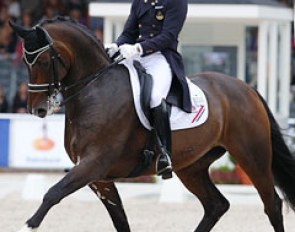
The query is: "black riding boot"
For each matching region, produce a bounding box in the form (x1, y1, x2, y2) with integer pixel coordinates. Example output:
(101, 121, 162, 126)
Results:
(152, 100, 172, 179)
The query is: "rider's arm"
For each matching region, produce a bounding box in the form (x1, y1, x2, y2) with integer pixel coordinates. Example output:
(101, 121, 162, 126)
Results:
(116, 0, 139, 46)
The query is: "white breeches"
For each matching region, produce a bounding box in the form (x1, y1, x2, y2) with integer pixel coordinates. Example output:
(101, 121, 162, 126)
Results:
(134, 52, 172, 108)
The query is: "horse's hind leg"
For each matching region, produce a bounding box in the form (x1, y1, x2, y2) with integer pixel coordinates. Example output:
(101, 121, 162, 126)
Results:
(89, 181, 130, 232)
(175, 147, 230, 232)
(229, 144, 284, 232)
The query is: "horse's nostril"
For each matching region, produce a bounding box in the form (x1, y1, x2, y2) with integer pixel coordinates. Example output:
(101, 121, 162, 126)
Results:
(37, 108, 47, 118)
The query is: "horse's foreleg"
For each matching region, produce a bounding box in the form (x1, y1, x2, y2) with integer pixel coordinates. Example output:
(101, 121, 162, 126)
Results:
(89, 181, 131, 232)
(19, 160, 103, 231)
(176, 149, 230, 232)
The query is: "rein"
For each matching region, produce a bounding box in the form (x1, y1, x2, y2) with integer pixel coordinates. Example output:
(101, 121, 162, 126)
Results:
(60, 56, 124, 106)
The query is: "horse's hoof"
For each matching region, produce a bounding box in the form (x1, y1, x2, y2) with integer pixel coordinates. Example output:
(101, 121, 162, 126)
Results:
(18, 224, 38, 232)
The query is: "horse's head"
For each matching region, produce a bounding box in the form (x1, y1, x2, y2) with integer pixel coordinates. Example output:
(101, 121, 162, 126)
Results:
(10, 21, 72, 117)
(10, 18, 110, 118)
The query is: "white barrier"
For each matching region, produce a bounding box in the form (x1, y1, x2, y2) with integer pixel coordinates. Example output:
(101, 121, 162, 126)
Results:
(22, 174, 46, 200)
(158, 175, 185, 203)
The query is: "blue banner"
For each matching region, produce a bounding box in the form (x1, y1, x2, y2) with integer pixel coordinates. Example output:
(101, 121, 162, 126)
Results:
(0, 119, 9, 167)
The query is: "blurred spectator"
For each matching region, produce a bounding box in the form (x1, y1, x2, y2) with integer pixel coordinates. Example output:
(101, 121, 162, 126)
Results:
(20, 0, 43, 24)
(89, 17, 103, 41)
(93, 27, 103, 42)
(0, 4, 18, 59)
(0, 24, 10, 58)
(43, 6, 56, 19)
(0, 23, 16, 58)
(66, 0, 86, 25)
(65, 0, 83, 13)
(68, 6, 86, 25)
(13, 11, 33, 66)
(21, 10, 33, 28)
(12, 82, 28, 113)
(0, 85, 8, 113)
(0, 4, 10, 23)
(7, 0, 21, 21)
(43, 0, 65, 19)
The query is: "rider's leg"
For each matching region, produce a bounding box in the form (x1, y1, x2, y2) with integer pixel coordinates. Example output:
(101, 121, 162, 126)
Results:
(151, 100, 172, 178)
(138, 52, 173, 179)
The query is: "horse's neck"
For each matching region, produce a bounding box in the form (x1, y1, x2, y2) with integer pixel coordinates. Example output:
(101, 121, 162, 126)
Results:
(69, 53, 109, 81)
(64, 64, 131, 122)
(62, 47, 109, 92)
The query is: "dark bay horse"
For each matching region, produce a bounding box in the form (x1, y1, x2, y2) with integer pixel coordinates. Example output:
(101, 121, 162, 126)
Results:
(10, 17, 295, 232)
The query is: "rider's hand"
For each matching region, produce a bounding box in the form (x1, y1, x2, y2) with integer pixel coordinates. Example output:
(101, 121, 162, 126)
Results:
(105, 43, 119, 58)
(119, 44, 142, 60)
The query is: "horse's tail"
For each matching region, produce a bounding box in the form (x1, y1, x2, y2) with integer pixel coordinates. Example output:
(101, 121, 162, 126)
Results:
(255, 90, 295, 211)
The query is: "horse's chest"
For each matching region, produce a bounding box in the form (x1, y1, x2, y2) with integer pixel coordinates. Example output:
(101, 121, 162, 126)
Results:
(67, 135, 80, 165)
(65, 119, 96, 165)
(65, 125, 85, 165)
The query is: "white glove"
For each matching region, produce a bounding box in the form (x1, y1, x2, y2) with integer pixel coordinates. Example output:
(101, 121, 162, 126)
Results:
(105, 43, 119, 58)
(119, 44, 142, 60)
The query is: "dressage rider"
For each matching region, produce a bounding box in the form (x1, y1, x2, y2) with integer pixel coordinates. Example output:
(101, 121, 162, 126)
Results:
(106, 0, 191, 179)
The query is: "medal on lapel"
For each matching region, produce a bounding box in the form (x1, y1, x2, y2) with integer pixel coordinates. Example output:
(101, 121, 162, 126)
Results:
(155, 10, 164, 21)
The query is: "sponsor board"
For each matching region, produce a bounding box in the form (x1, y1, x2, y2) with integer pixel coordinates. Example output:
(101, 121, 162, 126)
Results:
(8, 115, 72, 169)
(0, 119, 9, 167)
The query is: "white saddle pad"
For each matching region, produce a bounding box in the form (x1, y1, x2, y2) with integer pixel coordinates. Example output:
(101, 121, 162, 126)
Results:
(121, 59, 209, 131)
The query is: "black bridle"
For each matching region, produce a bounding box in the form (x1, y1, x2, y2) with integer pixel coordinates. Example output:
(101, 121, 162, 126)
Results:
(23, 26, 123, 108)
(24, 26, 64, 95)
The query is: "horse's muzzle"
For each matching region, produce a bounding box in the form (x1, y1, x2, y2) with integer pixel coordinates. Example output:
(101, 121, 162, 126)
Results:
(37, 108, 47, 118)
(32, 108, 48, 118)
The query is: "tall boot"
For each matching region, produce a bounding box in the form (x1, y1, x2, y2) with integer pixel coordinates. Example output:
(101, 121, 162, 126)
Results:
(152, 100, 172, 179)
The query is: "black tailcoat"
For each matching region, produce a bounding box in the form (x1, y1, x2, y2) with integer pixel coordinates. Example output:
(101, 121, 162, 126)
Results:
(116, 0, 191, 112)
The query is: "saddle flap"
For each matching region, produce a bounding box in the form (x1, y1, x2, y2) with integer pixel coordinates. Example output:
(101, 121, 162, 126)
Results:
(133, 60, 153, 122)
(121, 59, 208, 131)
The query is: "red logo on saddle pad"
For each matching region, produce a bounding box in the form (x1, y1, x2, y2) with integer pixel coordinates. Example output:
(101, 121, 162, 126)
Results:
(191, 105, 205, 123)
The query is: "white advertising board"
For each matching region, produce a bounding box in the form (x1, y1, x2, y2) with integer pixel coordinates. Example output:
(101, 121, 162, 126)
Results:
(8, 115, 73, 169)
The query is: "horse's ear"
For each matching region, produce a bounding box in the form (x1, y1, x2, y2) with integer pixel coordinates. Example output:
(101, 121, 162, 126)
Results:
(9, 21, 32, 39)
(35, 26, 48, 43)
